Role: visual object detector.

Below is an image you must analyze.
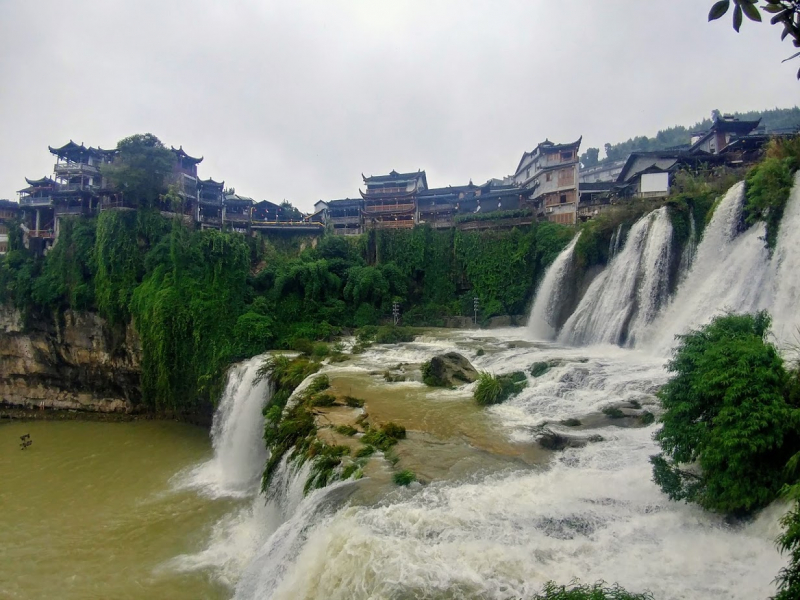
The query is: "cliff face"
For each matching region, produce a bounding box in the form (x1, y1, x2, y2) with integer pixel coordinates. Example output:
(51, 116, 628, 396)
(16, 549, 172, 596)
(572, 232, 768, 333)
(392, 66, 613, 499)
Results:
(0, 306, 142, 413)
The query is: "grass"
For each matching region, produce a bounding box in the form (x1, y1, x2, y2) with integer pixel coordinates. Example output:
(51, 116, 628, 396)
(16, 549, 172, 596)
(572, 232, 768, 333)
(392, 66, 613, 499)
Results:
(310, 393, 337, 407)
(530, 362, 551, 378)
(534, 581, 654, 599)
(602, 406, 626, 419)
(474, 371, 528, 406)
(344, 396, 365, 408)
(381, 422, 406, 439)
(640, 411, 655, 425)
(334, 424, 357, 436)
(393, 469, 416, 486)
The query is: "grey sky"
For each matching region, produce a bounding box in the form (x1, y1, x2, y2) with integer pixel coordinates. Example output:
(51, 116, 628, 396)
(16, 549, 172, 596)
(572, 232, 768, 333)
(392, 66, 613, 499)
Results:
(1, 0, 797, 211)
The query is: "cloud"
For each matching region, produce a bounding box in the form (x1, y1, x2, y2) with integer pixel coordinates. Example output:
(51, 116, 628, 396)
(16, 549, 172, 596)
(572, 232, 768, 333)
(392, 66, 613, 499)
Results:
(0, 0, 797, 210)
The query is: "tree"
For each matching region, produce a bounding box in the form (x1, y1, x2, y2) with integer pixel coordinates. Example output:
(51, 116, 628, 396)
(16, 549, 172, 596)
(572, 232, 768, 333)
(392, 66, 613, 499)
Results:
(708, 0, 800, 78)
(651, 312, 798, 514)
(101, 134, 176, 208)
(580, 147, 600, 169)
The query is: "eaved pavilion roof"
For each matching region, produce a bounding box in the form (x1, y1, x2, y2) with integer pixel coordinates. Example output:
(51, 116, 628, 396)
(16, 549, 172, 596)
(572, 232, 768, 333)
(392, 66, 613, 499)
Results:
(171, 146, 203, 165)
(48, 141, 116, 161)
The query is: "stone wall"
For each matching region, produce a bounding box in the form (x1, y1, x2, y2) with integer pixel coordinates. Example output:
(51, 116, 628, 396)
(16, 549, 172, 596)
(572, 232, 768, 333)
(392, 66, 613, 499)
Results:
(0, 306, 142, 413)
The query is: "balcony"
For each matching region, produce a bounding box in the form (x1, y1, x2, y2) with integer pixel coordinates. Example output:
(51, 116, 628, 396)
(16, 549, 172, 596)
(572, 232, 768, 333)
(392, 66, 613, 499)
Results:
(54, 162, 99, 176)
(365, 186, 411, 195)
(225, 213, 250, 223)
(330, 215, 361, 225)
(363, 203, 414, 214)
(19, 195, 53, 207)
(369, 219, 415, 230)
(55, 205, 86, 217)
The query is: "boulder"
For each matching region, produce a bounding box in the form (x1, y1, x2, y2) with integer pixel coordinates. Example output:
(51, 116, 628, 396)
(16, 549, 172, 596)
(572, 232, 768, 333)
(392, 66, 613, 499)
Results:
(422, 352, 479, 387)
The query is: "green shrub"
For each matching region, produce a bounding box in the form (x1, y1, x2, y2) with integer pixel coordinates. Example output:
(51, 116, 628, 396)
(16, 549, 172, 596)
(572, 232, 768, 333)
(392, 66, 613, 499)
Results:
(533, 581, 653, 600)
(474, 371, 528, 406)
(476, 348, 485, 357)
(561, 418, 582, 427)
(355, 445, 375, 458)
(310, 393, 337, 407)
(373, 325, 415, 344)
(312, 342, 330, 358)
(651, 311, 796, 514)
(291, 337, 315, 355)
(744, 156, 796, 250)
(393, 469, 416, 486)
(344, 396, 365, 408)
(334, 425, 357, 436)
(602, 407, 625, 419)
(421, 360, 448, 387)
(640, 411, 655, 425)
(361, 429, 398, 452)
(380, 422, 406, 439)
(530, 362, 551, 378)
(306, 374, 330, 395)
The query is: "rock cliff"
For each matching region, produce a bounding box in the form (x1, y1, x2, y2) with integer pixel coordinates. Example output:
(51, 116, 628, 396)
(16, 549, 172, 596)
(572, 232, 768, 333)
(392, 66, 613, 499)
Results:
(0, 306, 142, 413)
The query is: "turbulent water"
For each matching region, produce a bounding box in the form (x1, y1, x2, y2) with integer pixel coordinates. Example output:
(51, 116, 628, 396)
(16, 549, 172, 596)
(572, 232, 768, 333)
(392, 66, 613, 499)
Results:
(166, 177, 800, 599)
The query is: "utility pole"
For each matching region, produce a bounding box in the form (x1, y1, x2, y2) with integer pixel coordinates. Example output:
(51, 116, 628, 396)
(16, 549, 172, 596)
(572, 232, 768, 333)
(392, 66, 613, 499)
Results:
(473, 296, 479, 326)
(392, 301, 400, 326)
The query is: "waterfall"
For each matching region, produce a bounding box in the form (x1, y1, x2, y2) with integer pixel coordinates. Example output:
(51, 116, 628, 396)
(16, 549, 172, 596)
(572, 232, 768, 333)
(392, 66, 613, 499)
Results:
(527, 233, 581, 340)
(768, 172, 800, 348)
(678, 208, 697, 280)
(557, 207, 672, 346)
(640, 182, 771, 355)
(187, 355, 271, 498)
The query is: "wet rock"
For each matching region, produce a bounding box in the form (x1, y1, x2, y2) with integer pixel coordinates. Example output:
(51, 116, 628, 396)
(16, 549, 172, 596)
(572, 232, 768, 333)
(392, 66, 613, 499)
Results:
(537, 428, 604, 451)
(422, 352, 479, 387)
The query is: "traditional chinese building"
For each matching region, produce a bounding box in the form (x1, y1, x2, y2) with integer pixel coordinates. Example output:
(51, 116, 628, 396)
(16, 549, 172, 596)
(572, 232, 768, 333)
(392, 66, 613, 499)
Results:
(170, 146, 202, 217)
(223, 190, 253, 231)
(326, 199, 364, 235)
(689, 115, 761, 155)
(514, 138, 581, 225)
(360, 170, 427, 230)
(198, 178, 224, 228)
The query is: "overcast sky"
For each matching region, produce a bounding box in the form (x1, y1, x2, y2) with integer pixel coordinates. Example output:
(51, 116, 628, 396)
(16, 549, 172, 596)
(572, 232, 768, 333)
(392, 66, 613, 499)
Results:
(1, 1, 797, 211)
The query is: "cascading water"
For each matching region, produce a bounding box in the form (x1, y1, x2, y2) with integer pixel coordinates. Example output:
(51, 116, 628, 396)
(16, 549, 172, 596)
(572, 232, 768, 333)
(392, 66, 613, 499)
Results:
(641, 182, 772, 355)
(768, 172, 800, 348)
(527, 233, 581, 340)
(557, 207, 673, 346)
(677, 208, 697, 279)
(186, 355, 272, 498)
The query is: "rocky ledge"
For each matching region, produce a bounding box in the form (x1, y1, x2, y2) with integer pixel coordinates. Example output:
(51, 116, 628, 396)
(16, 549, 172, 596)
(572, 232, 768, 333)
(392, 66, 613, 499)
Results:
(0, 306, 142, 414)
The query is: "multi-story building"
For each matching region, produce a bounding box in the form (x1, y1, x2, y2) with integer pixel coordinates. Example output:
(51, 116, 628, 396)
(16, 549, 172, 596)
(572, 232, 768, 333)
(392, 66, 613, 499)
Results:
(198, 178, 224, 229)
(513, 138, 582, 225)
(0, 199, 20, 254)
(327, 199, 363, 235)
(360, 170, 427, 229)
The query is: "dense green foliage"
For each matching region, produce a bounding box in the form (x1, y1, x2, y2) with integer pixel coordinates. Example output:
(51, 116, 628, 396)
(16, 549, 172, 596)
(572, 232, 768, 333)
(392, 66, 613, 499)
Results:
(743, 136, 800, 250)
(534, 582, 653, 600)
(100, 134, 177, 209)
(774, 501, 800, 600)
(651, 312, 799, 514)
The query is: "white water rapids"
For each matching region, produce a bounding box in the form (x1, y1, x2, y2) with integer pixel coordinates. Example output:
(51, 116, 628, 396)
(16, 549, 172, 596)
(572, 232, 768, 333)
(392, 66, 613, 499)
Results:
(165, 175, 800, 599)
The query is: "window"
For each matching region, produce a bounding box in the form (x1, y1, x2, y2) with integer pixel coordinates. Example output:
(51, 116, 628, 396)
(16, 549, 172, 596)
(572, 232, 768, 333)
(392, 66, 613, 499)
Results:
(526, 168, 530, 178)
(560, 194, 567, 204)
(561, 151, 572, 161)
(546, 172, 552, 182)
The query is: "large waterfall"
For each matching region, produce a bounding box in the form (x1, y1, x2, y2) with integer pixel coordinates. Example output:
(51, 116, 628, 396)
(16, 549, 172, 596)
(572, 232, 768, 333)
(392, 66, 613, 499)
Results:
(768, 172, 800, 348)
(557, 207, 673, 347)
(527, 232, 580, 340)
(641, 182, 771, 354)
(187, 355, 272, 498)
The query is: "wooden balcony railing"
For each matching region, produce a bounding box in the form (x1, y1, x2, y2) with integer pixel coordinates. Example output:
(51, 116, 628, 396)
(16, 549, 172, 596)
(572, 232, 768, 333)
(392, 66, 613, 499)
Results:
(363, 203, 414, 214)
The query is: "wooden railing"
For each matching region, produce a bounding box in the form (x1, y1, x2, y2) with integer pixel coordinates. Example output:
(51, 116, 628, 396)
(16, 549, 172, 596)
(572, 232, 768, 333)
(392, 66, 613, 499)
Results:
(363, 203, 414, 214)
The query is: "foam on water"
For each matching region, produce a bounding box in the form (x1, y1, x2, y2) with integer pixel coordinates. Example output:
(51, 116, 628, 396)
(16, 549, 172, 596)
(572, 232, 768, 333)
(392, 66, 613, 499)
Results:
(182, 355, 272, 498)
(527, 233, 581, 340)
